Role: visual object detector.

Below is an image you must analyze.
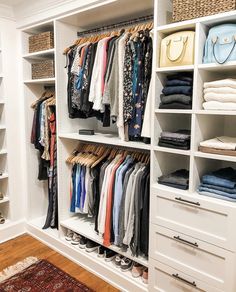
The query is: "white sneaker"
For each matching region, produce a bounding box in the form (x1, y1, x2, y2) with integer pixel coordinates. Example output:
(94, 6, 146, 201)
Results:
(65, 230, 74, 241)
(71, 233, 81, 245)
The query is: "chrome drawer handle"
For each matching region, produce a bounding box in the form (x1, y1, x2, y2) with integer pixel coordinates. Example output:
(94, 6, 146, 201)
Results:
(172, 273, 197, 287)
(175, 197, 200, 206)
(173, 235, 199, 248)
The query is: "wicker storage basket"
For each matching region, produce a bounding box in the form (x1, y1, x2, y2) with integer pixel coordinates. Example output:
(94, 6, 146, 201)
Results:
(32, 60, 55, 79)
(172, 0, 236, 22)
(29, 31, 54, 53)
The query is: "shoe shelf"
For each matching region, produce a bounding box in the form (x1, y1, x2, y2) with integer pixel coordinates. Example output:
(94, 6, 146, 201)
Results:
(0, 149, 7, 155)
(62, 236, 148, 291)
(60, 216, 148, 268)
(0, 196, 9, 204)
(0, 173, 8, 180)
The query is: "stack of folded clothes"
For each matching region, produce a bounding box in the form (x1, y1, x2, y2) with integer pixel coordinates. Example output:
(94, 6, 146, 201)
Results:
(198, 167, 236, 202)
(159, 73, 193, 109)
(199, 136, 236, 156)
(158, 169, 189, 190)
(203, 79, 236, 110)
(158, 130, 191, 150)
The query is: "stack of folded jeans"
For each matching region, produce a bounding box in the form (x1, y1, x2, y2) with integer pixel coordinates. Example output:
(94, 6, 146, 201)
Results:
(158, 169, 189, 190)
(158, 130, 191, 150)
(198, 167, 236, 202)
(199, 136, 236, 156)
(203, 79, 236, 110)
(159, 73, 193, 109)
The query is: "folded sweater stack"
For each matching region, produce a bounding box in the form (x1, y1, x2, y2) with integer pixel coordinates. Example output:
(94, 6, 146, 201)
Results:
(203, 79, 236, 110)
(158, 169, 189, 190)
(199, 136, 236, 156)
(158, 130, 191, 150)
(159, 73, 193, 109)
(198, 167, 236, 202)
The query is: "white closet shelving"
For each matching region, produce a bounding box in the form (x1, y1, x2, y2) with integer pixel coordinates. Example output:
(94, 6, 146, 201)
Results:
(149, 1, 236, 291)
(21, 1, 153, 291)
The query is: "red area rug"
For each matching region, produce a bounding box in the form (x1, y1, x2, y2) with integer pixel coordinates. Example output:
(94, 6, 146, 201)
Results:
(0, 257, 93, 291)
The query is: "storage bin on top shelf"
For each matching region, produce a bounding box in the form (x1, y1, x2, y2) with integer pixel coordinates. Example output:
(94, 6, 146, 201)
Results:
(29, 31, 54, 53)
(172, 0, 236, 22)
(160, 31, 195, 67)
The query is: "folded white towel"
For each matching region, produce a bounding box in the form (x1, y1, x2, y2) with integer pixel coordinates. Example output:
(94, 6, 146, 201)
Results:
(204, 79, 236, 89)
(203, 101, 236, 110)
(204, 92, 236, 103)
(200, 136, 236, 150)
(204, 87, 236, 95)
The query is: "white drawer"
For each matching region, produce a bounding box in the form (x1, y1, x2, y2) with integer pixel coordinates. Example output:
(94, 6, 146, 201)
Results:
(151, 188, 236, 251)
(149, 259, 222, 292)
(150, 225, 236, 291)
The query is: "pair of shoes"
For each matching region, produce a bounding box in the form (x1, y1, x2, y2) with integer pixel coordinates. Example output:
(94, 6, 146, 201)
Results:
(0, 213, 5, 224)
(65, 230, 81, 245)
(114, 255, 133, 272)
(131, 263, 148, 283)
(85, 240, 100, 253)
(97, 246, 117, 261)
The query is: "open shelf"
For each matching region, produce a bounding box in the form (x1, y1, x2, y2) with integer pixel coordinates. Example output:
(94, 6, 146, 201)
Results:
(155, 65, 194, 73)
(198, 61, 236, 72)
(23, 48, 55, 60)
(154, 146, 191, 156)
(59, 132, 151, 151)
(0, 149, 7, 155)
(0, 196, 9, 204)
(61, 216, 148, 268)
(0, 173, 8, 180)
(24, 77, 55, 84)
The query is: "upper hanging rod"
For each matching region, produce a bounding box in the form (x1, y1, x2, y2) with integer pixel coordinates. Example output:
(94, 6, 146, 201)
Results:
(77, 14, 153, 37)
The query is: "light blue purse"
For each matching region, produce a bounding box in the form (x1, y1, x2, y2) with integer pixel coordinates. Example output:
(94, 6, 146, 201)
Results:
(203, 24, 236, 64)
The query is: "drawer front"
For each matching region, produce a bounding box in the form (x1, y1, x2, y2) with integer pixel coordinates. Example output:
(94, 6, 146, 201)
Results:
(151, 188, 236, 251)
(149, 259, 222, 292)
(150, 225, 236, 291)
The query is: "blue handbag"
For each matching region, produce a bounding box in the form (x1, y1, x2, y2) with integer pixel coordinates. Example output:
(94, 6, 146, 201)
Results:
(203, 24, 236, 64)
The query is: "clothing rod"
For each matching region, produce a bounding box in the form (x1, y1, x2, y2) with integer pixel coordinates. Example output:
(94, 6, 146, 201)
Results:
(77, 14, 153, 37)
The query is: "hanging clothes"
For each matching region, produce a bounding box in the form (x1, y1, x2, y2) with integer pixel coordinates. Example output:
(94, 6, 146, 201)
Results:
(65, 21, 153, 143)
(68, 144, 150, 257)
(31, 90, 58, 229)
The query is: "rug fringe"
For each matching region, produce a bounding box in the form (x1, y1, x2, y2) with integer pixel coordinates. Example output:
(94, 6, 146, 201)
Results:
(0, 257, 38, 283)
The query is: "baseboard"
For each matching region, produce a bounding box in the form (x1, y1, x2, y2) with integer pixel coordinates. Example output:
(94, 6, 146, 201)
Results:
(0, 220, 26, 243)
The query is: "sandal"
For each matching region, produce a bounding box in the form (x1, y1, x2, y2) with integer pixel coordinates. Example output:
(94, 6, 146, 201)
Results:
(0, 213, 5, 224)
(0, 192, 4, 200)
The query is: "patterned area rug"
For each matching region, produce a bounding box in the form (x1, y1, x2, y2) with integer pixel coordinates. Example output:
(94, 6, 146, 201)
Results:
(0, 257, 93, 291)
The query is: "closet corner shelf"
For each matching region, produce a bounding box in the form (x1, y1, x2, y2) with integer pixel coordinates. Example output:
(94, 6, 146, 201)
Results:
(61, 217, 148, 268)
(24, 78, 55, 85)
(23, 48, 55, 59)
(198, 61, 236, 72)
(153, 146, 191, 156)
(0, 100, 5, 105)
(155, 109, 193, 114)
(0, 219, 11, 230)
(0, 197, 9, 204)
(58, 133, 151, 151)
(195, 110, 236, 116)
(156, 21, 196, 33)
(28, 216, 59, 239)
(155, 65, 194, 73)
(0, 173, 9, 180)
(0, 126, 6, 130)
(0, 149, 7, 155)
(194, 151, 236, 163)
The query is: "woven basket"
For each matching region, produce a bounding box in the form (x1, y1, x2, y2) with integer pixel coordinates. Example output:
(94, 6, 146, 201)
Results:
(172, 0, 236, 22)
(29, 31, 54, 53)
(32, 60, 55, 79)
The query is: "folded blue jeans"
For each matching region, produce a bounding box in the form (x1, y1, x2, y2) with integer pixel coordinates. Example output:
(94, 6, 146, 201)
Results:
(198, 190, 236, 202)
(199, 186, 236, 198)
(166, 79, 192, 86)
(201, 183, 236, 194)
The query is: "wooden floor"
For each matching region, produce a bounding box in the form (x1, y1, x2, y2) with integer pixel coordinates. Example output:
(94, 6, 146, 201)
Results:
(0, 234, 119, 292)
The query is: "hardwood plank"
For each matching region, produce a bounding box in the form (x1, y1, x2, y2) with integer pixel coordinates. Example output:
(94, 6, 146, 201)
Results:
(0, 234, 119, 292)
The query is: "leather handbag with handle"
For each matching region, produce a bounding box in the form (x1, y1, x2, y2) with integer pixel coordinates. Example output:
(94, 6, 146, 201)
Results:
(203, 24, 236, 64)
(160, 31, 195, 67)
